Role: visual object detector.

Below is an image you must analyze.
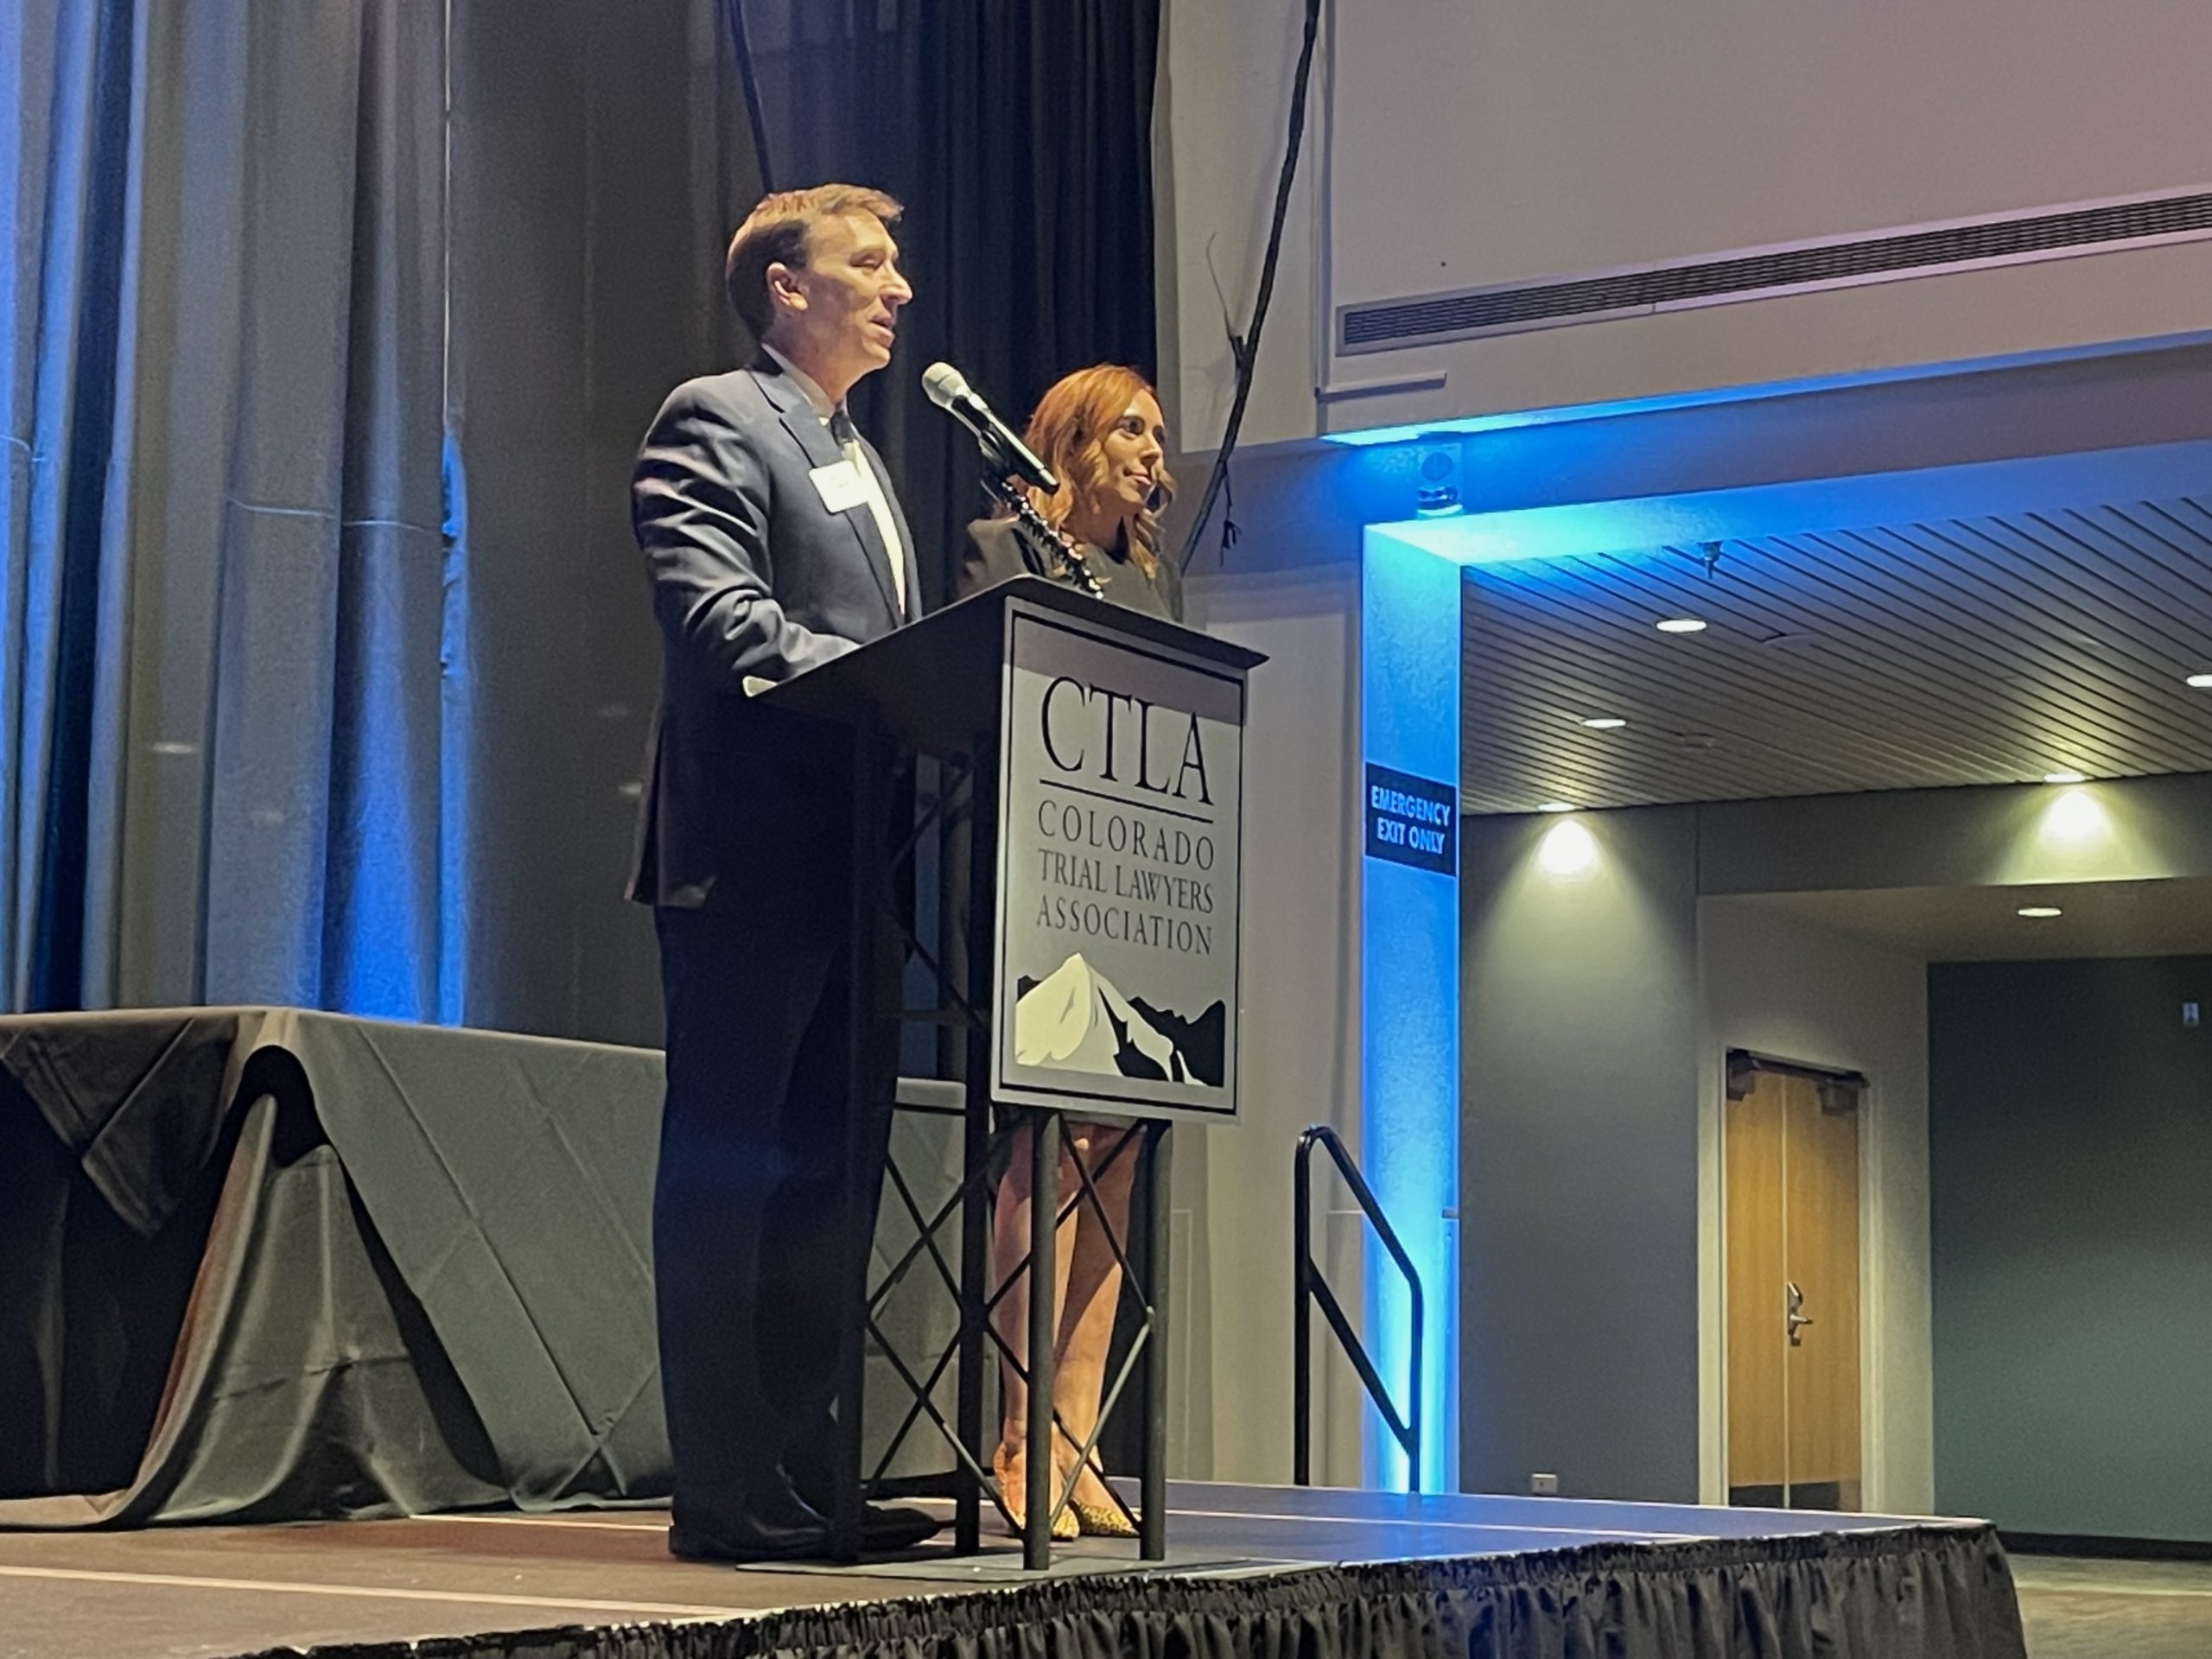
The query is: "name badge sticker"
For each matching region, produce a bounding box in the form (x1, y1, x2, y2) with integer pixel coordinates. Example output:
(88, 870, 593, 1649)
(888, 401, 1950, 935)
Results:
(809, 459, 869, 514)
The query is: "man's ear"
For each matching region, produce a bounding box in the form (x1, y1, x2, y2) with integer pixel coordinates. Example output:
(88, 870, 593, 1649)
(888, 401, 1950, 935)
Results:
(766, 261, 806, 316)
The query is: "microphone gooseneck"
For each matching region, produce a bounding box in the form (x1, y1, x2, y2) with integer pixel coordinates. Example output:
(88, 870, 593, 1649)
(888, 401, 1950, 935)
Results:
(922, 361, 1059, 494)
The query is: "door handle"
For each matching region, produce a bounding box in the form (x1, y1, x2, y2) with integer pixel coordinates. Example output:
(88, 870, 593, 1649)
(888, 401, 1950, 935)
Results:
(1785, 1281, 1814, 1346)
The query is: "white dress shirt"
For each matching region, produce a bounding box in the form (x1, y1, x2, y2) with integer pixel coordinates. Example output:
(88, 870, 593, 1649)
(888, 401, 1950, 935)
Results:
(762, 343, 907, 614)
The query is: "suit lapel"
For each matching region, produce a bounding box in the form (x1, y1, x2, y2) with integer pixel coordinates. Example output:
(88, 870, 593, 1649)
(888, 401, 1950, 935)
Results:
(751, 359, 905, 628)
(753, 359, 846, 472)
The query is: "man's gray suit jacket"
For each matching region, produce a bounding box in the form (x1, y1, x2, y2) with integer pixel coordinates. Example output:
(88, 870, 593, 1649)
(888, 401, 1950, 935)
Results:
(628, 355, 923, 918)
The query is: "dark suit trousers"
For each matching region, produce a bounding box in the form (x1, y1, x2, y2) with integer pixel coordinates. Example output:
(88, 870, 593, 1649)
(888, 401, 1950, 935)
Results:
(652, 899, 896, 1528)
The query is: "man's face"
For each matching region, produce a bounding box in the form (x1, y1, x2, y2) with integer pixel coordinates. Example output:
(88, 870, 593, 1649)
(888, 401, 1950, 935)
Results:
(772, 211, 912, 394)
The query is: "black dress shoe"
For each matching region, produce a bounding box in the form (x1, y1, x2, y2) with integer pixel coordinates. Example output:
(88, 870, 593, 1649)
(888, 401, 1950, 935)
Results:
(668, 1482, 831, 1564)
(786, 1486, 946, 1553)
(847, 1500, 943, 1552)
(667, 1515, 830, 1564)
(670, 1489, 942, 1562)
(786, 1440, 944, 1552)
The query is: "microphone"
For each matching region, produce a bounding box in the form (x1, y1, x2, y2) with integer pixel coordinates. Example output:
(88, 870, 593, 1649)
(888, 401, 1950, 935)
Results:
(922, 362, 1058, 493)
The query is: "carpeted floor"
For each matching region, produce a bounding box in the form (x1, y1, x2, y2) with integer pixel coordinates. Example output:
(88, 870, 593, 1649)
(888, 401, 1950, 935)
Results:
(2013, 1556, 2212, 1659)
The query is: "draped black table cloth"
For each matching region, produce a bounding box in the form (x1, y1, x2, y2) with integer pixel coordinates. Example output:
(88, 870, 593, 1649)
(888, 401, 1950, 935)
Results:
(0, 1007, 671, 1525)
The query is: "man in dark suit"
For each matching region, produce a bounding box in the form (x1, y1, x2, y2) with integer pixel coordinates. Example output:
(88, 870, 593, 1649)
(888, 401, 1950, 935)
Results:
(629, 183, 935, 1562)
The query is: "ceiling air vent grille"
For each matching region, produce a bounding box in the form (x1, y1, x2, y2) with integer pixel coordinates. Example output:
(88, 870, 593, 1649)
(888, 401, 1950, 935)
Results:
(1338, 188, 2212, 355)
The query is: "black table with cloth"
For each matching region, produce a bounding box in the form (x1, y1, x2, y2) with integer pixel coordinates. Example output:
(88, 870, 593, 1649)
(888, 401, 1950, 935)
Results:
(0, 1007, 677, 1525)
(1, 1007, 969, 1529)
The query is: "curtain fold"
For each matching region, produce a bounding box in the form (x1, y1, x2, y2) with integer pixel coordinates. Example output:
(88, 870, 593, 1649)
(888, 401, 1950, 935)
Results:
(3, 0, 453, 1018)
(194, 1, 451, 1017)
(2, 0, 137, 1012)
(3, 1, 759, 1042)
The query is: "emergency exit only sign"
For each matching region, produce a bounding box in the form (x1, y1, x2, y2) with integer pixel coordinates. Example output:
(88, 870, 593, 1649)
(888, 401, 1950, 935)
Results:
(1363, 763, 1457, 875)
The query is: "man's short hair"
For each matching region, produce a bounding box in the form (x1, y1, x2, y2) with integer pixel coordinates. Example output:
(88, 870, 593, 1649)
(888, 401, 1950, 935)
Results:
(723, 184, 904, 338)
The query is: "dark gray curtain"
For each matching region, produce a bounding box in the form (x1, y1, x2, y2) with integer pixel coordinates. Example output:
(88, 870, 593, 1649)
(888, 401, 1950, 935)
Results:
(2, 0, 759, 1045)
(734, 0, 1164, 612)
(442, 3, 760, 1045)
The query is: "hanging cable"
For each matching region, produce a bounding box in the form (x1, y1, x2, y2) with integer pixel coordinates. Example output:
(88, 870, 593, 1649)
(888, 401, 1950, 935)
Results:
(1177, 0, 1325, 571)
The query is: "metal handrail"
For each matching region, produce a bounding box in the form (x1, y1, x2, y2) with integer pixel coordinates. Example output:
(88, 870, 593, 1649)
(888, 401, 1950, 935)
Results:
(1293, 1124, 1424, 1491)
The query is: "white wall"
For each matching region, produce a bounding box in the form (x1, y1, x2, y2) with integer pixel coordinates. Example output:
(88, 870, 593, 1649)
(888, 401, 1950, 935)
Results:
(1154, 0, 1323, 452)
(1697, 899, 1934, 1514)
(1153, 1, 2212, 448)
(1336, 0, 2212, 297)
(1176, 554, 1364, 1483)
(1321, 0, 2212, 432)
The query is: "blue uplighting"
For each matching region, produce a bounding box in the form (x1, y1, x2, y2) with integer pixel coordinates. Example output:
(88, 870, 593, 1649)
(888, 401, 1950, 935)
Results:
(1359, 533, 1460, 1495)
(1318, 335, 2200, 448)
(1362, 435, 2212, 570)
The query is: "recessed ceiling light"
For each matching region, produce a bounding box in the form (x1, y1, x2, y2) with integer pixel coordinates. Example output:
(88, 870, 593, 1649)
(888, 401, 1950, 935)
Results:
(1537, 800, 1578, 814)
(1581, 716, 1628, 730)
(2042, 769, 2088, 785)
(2188, 673, 2212, 689)
(2017, 906, 2063, 919)
(1656, 618, 1708, 634)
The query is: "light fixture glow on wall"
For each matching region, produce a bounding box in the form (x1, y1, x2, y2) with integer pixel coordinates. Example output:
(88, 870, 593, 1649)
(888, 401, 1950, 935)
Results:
(1580, 716, 1628, 729)
(2041, 769, 2088, 785)
(1537, 800, 1579, 813)
(2017, 906, 2063, 918)
(1536, 817, 1599, 877)
(2039, 786, 2108, 845)
(2188, 673, 2212, 690)
(1656, 617, 1707, 634)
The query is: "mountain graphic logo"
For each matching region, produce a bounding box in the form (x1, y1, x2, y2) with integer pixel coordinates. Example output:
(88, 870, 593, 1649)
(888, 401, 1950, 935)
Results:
(1013, 954, 1225, 1087)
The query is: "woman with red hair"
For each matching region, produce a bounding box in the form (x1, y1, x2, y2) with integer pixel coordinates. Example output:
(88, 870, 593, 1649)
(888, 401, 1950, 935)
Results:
(957, 365, 1179, 1537)
(959, 363, 1179, 620)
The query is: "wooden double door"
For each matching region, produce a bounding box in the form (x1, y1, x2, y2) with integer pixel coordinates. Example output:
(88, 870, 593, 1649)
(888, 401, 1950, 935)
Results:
(1724, 1054, 1862, 1511)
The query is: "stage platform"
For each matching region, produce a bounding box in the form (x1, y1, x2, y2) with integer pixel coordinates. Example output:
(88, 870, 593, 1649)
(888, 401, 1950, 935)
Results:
(0, 1480, 2025, 1659)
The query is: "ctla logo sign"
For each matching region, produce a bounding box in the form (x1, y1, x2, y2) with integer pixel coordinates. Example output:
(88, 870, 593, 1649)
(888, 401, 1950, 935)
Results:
(995, 600, 1249, 1121)
(1039, 677, 1214, 806)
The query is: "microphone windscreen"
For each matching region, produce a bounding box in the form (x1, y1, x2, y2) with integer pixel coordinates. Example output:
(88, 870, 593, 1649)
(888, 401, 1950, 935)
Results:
(921, 361, 970, 410)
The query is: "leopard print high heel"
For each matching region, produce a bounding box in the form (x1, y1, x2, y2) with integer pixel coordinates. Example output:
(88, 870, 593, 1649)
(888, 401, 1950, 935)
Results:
(994, 1442, 1078, 1541)
(1069, 1457, 1138, 1538)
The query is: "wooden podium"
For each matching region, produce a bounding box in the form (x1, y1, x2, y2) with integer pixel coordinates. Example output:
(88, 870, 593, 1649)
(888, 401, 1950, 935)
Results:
(764, 576, 1262, 1567)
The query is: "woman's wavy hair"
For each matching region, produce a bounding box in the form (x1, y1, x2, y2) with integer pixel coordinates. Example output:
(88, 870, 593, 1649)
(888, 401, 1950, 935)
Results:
(1019, 365, 1173, 578)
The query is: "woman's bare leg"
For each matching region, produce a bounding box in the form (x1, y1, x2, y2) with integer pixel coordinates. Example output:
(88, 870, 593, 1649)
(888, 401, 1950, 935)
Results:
(992, 1117, 1079, 1473)
(1053, 1121, 1139, 1509)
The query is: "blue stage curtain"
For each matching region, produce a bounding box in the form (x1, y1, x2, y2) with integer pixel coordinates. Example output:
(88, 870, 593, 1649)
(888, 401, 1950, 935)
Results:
(3, 3, 758, 1040)
(3, 0, 451, 1019)
(3, 0, 136, 1013)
